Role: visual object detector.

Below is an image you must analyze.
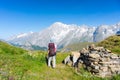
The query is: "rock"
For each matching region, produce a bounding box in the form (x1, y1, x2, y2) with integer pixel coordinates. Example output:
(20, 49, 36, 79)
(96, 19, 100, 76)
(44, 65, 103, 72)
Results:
(87, 66, 92, 71)
(90, 51, 98, 54)
(93, 61, 98, 65)
(84, 60, 91, 66)
(99, 61, 112, 65)
(94, 47, 104, 51)
(110, 67, 120, 73)
(89, 44, 95, 50)
(98, 71, 111, 78)
(103, 54, 111, 58)
(95, 66, 99, 70)
(99, 58, 110, 62)
(106, 49, 111, 53)
(88, 58, 97, 62)
(80, 48, 89, 54)
(92, 69, 99, 73)
(112, 60, 119, 64)
(90, 64, 99, 69)
(89, 53, 100, 58)
(116, 71, 120, 74)
(100, 66, 108, 72)
(110, 54, 118, 59)
(108, 65, 116, 68)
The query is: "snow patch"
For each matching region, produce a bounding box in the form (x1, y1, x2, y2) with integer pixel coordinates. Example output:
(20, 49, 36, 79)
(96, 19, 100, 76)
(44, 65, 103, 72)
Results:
(17, 33, 28, 38)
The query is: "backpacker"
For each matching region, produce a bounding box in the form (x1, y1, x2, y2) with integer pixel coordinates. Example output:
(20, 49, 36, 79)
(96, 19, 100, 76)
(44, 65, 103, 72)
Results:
(48, 43, 56, 56)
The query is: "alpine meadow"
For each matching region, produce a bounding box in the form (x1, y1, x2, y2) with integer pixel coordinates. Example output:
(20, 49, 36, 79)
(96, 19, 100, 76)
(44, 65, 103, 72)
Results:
(1, 35, 120, 80)
(0, 0, 120, 80)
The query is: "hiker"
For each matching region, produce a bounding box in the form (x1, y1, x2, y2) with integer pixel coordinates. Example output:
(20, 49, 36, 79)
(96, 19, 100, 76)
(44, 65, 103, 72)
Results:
(47, 40, 57, 68)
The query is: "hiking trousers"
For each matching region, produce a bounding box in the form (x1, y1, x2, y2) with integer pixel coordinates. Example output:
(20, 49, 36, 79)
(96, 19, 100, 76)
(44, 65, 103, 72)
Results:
(48, 55, 56, 68)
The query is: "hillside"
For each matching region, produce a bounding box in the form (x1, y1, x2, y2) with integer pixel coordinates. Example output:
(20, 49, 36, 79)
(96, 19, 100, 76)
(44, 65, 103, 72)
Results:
(97, 35, 120, 54)
(63, 42, 96, 51)
(0, 41, 120, 80)
(0, 40, 26, 54)
(63, 35, 120, 53)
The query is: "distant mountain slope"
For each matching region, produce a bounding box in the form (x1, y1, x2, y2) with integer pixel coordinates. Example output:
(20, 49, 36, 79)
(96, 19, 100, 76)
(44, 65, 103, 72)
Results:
(93, 23, 120, 42)
(7, 22, 120, 50)
(97, 35, 120, 54)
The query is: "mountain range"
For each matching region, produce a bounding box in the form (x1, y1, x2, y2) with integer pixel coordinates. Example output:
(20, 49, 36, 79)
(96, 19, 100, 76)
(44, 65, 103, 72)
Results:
(7, 22, 120, 50)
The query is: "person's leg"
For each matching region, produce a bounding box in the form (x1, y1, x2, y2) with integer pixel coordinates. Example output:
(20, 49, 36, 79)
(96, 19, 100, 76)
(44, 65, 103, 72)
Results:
(52, 56, 56, 68)
(48, 56, 52, 67)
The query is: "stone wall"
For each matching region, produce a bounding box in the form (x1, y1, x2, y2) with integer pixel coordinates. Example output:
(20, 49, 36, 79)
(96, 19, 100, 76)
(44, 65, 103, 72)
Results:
(64, 44, 120, 77)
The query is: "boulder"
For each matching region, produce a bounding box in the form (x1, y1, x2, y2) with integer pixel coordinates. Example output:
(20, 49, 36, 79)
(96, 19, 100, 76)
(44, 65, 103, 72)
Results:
(89, 53, 100, 58)
(100, 66, 108, 72)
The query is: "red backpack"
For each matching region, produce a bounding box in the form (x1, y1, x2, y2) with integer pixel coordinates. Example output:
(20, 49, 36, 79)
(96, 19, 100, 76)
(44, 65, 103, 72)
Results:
(48, 43, 56, 56)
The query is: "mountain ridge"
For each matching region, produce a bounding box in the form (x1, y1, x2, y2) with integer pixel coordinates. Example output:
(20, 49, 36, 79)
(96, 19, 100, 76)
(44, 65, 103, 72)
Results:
(7, 22, 120, 50)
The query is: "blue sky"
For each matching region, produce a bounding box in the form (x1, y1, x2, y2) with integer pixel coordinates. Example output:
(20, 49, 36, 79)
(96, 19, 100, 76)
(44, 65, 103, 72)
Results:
(0, 0, 120, 39)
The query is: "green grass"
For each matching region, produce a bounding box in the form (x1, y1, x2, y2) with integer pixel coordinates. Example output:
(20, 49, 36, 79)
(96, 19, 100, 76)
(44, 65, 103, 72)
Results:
(63, 42, 96, 51)
(0, 50, 119, 80)
(0, 40, 120, 80)
(0, 41, 26, 55)
(97, 35, 120, 54)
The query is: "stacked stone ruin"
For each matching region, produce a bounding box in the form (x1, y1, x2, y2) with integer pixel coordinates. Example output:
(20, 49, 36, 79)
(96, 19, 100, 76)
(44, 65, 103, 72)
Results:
(64, 44, 120, 77)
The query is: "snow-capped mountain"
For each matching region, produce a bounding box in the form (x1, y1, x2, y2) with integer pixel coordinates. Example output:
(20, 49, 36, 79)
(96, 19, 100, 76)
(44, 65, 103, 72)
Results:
(7, 22, 120, 50)
(93, 23, 120, 42)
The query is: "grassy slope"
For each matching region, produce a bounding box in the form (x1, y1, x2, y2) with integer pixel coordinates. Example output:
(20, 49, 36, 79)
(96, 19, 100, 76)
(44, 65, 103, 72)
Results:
(0, 41, 26, 54)
(0, 41, 120, 80)
(97, 35, 120, 54)
(63, 42, 96, 51)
